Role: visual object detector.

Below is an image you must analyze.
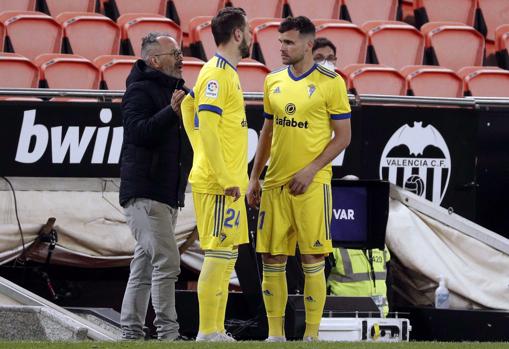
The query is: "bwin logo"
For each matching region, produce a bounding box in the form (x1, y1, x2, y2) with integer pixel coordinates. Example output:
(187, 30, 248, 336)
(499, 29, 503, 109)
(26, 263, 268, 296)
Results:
(15, 109, 123, 164)
(379, 122, 451, 204)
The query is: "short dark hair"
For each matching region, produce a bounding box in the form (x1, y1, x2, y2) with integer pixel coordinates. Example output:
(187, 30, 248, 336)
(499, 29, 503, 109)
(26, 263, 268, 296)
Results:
(312, 37, 336, 56)
(211, 7, 247, 46)
(278, 16, 316, 36)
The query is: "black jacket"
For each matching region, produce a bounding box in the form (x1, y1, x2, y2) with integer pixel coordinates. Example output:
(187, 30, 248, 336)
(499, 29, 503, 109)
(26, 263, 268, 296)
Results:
(119, 59, 192, 208)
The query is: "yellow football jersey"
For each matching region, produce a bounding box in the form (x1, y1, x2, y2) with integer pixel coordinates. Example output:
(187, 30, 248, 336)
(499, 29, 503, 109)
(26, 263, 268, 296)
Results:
(184, 54, 249, 195)
(263, 64, 351, 189)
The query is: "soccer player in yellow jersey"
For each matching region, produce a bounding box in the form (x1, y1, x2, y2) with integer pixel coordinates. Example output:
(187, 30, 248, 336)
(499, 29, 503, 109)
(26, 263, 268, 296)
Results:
(181, 7, 251, 342)
(247, 16, 352, 342)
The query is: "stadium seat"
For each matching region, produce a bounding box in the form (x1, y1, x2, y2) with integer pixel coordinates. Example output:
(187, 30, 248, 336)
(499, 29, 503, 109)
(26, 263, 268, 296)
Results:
(117, 14, 182, 57)
(182, 56, 205, 88)
(0, 0, 36, 12)
(413, 0, 477, 27)
(342, 63, 406, 95)
(363, 20, 424, 69)
(250, 18, 284, 70)
(400, 0, 415, 25)
(0, 11, 63, 60)
(227, 0, 284, 18)
(421, 21, 485, 71)
(457, 66, 509, 97)
(57, 12, 120, 61)
(340, 0, 398, 26)
(0, 53, 39, 88)
(189, 16, 215, 60)
(400, 65, 463, 97)
(315, 21, 368, 69)
(237, 58, 270, 92)
(44, 0, 96, 17)
(105, 0, 168, 19)
(287, 0, 340, 19)
(478, 0, 509, 43)
(495, 24, 509, 69)
(34, 53, 100, 89)
(94, 54, 137, 90)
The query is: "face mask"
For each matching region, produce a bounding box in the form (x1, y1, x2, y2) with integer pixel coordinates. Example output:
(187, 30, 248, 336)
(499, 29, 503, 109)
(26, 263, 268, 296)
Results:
(318, 60, 336, 72)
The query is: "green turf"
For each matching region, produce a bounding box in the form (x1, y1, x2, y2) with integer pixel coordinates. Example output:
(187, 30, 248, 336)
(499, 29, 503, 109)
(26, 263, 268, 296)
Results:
(0, 342, 508, 349)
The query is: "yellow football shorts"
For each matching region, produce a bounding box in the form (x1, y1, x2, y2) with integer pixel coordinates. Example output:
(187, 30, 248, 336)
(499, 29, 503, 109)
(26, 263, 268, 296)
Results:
(192, 192, 249, 251)
(256, 181, 333, 256)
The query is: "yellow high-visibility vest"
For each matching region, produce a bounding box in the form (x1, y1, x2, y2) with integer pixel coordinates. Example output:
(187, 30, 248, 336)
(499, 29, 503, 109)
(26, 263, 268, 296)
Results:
(327, 247, 390, 316)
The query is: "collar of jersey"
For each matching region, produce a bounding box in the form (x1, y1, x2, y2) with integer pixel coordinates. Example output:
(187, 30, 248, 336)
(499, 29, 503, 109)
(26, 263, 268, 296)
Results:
(287, 63, 317, 81)
(214, 53, 237, 71)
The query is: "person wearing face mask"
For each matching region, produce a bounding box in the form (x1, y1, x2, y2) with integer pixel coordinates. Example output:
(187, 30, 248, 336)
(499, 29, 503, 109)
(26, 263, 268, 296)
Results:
(312, 37, 338, 72)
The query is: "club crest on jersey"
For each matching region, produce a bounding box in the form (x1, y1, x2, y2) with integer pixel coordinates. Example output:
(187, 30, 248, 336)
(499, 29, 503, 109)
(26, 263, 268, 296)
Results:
(273, 86, 281, 94)
(307, 84, 316, 97)
(205, 80, 219, 98)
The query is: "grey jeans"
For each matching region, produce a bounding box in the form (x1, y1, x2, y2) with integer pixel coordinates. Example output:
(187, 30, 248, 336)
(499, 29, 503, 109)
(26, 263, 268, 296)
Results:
(120, 198, 180, 340)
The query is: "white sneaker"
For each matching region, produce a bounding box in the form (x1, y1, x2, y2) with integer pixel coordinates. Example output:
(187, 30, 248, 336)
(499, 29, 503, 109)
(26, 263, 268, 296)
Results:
(196, 332, 236, 342)
(265, 336, 286, 342)
(216, 332, 236, 342)
(303, 336, 319, 342)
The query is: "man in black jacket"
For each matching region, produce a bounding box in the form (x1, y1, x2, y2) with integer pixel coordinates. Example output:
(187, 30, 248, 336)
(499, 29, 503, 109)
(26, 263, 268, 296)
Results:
(119, 32, 191, 341)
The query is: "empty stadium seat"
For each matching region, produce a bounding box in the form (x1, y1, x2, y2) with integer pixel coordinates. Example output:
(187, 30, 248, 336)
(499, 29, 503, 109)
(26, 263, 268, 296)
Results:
(182, 56, 205, 88)
(189, 16, 215, 60)
(44, 0, 96, 17)
(35, 53, 100, 89)
(0, 53, 39, 88)
(105, 0, 168, 19)
(0, 0, 36, 12)
(287, 0, 340, 19)
(363, 20, 424, 69)
(227, 0, 284, 19)
(401, 65, 463, 97)
(478, 0, 509, 43)
(421, 21, 484, 71)
(413, 0, 477, 27)
(250, 18, 284, 70)
(340, 0, 398, 26)
(342, 63, 406, 95)
(400, 0, 415, 24)
(495, 24, 509, 69)
(117, 14, 182, 57)
(457, 66, 509, 97)
(57, 12, 120, 61)
(315, 21, 368, 69)
(94, 54, 137, 90)
(237, 58, 270, 92)
(0, 11, 63, 60)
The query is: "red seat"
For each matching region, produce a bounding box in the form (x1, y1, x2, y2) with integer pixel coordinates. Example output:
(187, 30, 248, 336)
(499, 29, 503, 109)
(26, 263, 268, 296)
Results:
(44, 0, 96, 17)
(495, 24, 509, 69)
(400, 0, 415, 24)
(250, 18, 284, 70)
(0, 11, 62, 60)
(238, 58, 270, 92)
(340, 0, 398, 26)
(363, 20, 424, 69)
(413, 0, 477, 27)
(0, 0, 36, 12)
(315, 21, 367, 69)
(35, 53, 100, 89)
(182, 56, 205, 88)
(107, 0, 168, 18)
(401, 65, 463, 97)
(342, 63, 406, 95)
(478, 0, 509, 43)
(287, 0, 340, 19)
(227, 0, 284, 18)
(117, 14, 182, 57)
(57, 12, 120, 61)
(457, 66, 509, 97)
(0, 53, 39, 88)
(189, 16, 215, 60)
(421, 21, 484, 71)
(94, 54, 137, 90)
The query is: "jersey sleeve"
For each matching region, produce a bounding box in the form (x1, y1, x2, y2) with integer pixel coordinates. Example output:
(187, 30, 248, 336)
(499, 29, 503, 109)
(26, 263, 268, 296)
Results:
(262, 76, 273, 120)
(196, 68, 229, 117)
(327, 76, 351, 120)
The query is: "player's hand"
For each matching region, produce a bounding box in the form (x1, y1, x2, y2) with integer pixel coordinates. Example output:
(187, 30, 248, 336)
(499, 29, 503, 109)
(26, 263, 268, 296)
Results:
(171, 89, 186, 115)
(246, 179, 261, 208)
(288, 165, 318, 195)
(225, 186, 241, 202)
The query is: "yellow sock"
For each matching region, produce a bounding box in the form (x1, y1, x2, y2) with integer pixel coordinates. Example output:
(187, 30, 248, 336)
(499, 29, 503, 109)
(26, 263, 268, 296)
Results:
(216, 249, 237, 333)
(197, 250, 232, 334)
(302, 261, 326, 339)
(262, 262, 287, 338)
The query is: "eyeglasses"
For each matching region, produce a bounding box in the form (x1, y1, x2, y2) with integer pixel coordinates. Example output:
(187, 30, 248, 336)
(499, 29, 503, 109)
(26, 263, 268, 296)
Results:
(154, 48, 183, 58)
(313, 54, 337, 62)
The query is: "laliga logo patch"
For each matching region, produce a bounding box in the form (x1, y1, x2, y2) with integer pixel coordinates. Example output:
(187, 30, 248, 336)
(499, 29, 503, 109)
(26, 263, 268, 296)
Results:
(379, 122, 451, 204)
(205, 80, 219, 98)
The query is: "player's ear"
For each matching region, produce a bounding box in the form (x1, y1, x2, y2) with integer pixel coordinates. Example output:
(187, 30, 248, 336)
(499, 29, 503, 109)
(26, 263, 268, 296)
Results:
(234, 27, 242, 43)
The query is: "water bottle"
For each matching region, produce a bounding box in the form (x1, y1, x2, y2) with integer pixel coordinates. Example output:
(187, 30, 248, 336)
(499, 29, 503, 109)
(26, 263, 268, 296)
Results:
(434, 276, 450, 309)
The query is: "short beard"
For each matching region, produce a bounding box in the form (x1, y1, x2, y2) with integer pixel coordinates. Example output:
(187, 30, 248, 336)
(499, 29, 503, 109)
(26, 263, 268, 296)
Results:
(239, 37, 250, 59)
